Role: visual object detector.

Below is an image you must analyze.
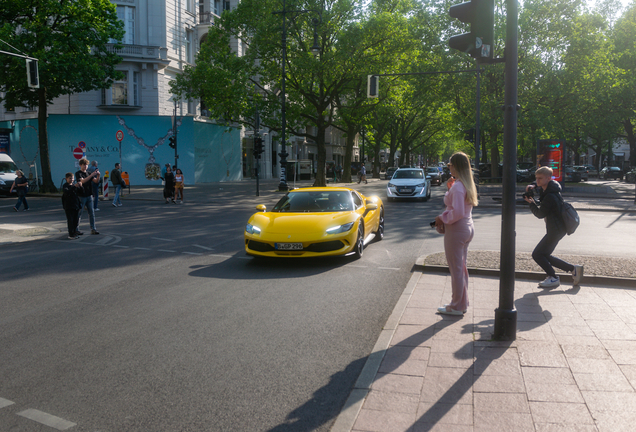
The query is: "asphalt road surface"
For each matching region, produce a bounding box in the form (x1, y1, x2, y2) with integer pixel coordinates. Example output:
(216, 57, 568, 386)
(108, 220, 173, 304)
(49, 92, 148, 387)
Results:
(1, 182, 634, 431)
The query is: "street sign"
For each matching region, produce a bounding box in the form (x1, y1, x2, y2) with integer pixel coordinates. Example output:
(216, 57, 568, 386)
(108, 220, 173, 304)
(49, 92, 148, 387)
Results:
(116, 130, 124, 142)
(73, 147, 83, 160)
(78, 141, 86, 149)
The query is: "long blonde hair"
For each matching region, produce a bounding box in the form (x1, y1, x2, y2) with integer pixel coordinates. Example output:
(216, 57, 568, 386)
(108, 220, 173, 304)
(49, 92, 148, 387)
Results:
(450, 152, 478, 206)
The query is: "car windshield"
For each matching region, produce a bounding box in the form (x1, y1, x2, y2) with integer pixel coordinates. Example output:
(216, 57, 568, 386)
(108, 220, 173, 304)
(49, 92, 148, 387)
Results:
(426, 168, 438, 174)
(609, 167, 620, 171)
(273, 191, 354, 212)
(393, 169, 423, 179)
(0, 161, 18, 173)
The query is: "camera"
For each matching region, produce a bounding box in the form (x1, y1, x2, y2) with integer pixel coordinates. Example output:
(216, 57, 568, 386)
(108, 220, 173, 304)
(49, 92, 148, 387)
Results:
(522, 188, 535, 200)
(430, 221, 436, 228)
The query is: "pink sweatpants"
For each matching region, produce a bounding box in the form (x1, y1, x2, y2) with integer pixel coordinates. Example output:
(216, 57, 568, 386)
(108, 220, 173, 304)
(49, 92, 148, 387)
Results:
(443, 219, 474, 312)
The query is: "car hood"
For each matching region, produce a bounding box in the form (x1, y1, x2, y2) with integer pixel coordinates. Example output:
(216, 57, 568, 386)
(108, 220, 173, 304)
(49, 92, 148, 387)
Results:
(389, 178, 426, 186)
(249, 212, 356, 235)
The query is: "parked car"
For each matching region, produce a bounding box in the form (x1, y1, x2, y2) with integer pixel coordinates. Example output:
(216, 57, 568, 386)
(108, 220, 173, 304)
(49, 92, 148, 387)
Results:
(573, 166, 589, 181)
(563, 166, 582, 182)
(441, 166, 451, 182)
(383, 166, 397, 180)
(386, 168, 432, 202)
(425, 166, 442, 185)
(625, 168, 636, 183)
(0, 153, 19, 195)
(599, 166, 623, 181)
(583, 164, 599, 177)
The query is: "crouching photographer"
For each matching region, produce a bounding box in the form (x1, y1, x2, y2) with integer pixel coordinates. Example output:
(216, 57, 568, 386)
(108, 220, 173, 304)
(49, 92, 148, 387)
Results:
(524, 166, 583, 288)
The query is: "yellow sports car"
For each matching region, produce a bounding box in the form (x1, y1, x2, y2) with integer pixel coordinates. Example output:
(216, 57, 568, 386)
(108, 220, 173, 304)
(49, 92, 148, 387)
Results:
(244, 187, 384, 258)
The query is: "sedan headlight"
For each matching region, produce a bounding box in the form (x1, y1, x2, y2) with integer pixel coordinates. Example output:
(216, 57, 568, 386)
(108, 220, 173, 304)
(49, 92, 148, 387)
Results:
(416, 182, 426, 187)
(326, 221, 354, 234)
(388, 183, 395, 188)
(245, 223, 261, 235)
(0, 179, 5, 185)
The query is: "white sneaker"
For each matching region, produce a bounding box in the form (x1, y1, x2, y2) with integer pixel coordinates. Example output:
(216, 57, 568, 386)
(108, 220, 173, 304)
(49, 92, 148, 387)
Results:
(117, 203, 123, 206)
(539, 276, 560, 288)
(94, 208, 100, 211)
(112, 202, 117, 207)
(572, 265, 584, 285)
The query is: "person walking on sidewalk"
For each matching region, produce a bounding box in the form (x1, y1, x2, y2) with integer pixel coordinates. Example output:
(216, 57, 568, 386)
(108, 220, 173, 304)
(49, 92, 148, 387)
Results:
(10, 170, 29, 211)
(434, 152, 478, 315)
(163, 165, 175, 203)
(358, 165, 367, 184)
(75, 158, 100, 235)
(524, 166, 583, 288)
(173, 168, 184, 203)
(111, 163, 123, 207)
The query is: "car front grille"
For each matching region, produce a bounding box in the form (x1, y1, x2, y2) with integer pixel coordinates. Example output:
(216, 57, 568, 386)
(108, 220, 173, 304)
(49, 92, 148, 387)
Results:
(247, 240, 275, 252)
(304, 240, 345, 253)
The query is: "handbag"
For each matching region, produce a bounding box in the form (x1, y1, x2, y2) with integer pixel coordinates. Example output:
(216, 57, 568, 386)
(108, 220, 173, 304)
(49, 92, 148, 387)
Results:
(559, 195, 580, 235)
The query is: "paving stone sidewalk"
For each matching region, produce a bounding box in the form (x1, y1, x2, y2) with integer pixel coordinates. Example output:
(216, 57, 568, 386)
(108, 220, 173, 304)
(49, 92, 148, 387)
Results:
(332, 271, 636, 432)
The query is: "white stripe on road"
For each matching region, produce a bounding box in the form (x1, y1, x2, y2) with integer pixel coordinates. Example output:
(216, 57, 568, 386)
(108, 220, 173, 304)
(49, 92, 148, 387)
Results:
(193, 244, 214, 251)
(378, 267, 400, 271)
(0, 397, 14, 408)
(158, 249, 176, 253)
(17, 409, 76, 430)
(95, 236, 114, 245)
(182, 252, 202, 255)
(209, 254, 233, 258)
(152, 237, 175, 242)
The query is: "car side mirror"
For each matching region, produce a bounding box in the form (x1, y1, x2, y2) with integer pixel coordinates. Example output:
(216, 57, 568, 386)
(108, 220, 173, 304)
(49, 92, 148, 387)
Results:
(366, 203, 378, 211)
(425, 176, 431, 180)
(256, 204, 266, 212)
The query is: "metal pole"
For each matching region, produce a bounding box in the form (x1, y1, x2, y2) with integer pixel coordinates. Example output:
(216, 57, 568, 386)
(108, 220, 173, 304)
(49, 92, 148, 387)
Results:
(475, 61, 481, 164)
(278, 0, 289, 191)
(494, 0, 519, 341)
(173, 101, 178, 169)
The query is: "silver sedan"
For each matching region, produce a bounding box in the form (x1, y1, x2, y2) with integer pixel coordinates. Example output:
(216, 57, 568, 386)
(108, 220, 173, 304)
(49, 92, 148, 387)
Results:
(386, 168, 432, 202)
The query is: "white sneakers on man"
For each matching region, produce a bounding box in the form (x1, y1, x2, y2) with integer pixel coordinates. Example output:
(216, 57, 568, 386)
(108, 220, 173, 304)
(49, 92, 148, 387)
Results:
(539, 276, 560, 288)
(572, 265, 584, 285)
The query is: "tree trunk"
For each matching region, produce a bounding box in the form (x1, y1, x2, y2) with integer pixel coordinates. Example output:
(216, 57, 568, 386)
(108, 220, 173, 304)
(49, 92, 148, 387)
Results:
(342, 123, 357, 183)
(38, 87, 56, 192)
(624, 119, 635, 167)
(313, 118, 327, 187)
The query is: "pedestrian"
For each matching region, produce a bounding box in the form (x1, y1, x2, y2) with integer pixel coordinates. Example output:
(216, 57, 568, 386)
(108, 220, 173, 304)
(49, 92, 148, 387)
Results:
(161, 163, 171, 182)
(434, 152, 479, 315)
(75, 158, 100, 235)
(163, 165, 175, 203)
(87, 160, 100, 211)
(173, 168, 184, 203)
(335, 164, 342, 183)
(62, 172, 82, 239)
(358, 164, 367, 184)
(524, 166, 583, 288)
(10, 170, 29, 211)
(111, 163, 123, 207)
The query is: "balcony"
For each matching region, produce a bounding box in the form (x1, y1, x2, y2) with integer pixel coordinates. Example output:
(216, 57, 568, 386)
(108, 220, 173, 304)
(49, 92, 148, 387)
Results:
(104, 44, 170, 68)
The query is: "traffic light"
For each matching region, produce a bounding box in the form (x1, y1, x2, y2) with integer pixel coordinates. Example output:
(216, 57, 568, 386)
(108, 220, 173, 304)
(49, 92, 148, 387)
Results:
(253, 137, 264, 158)
(168, 136, 176, 149)
(367, 75, 378, 98)
(448, 0, 494, 59)
(464, 128, 475, 142)
(26, 59, 39, 88)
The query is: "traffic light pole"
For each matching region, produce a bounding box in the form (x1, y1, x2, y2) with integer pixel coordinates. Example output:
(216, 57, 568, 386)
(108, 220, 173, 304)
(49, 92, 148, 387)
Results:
(475, 62, 481, 164)
(493, 0, 519, 341)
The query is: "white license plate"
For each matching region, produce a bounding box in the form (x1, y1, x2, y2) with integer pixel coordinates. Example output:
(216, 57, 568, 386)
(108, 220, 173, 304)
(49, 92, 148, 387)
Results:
(275, 242, 303, 250)
(400, 189, 412, 193)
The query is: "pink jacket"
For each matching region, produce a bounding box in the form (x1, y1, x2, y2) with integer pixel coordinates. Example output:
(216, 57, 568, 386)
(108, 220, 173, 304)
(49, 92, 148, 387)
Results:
(440, 180, 473, 225)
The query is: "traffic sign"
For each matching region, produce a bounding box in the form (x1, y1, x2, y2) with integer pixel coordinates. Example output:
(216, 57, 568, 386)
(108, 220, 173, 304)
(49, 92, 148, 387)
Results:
(73, 147, 83, 160)
(78, 141, 86, 149)
(116, 130, 124, 142)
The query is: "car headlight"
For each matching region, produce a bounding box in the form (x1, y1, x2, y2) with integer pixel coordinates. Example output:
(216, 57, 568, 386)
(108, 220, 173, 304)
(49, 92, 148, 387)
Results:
(388, 183, 395, 188)
(245, 223, 261, 235)
(0, 179, 5, 185)
(326, 221, 354, 234)
(416, 182, 426, 187)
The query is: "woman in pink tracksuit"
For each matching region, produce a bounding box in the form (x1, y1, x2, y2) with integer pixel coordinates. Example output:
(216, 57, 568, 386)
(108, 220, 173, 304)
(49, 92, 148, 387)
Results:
(434, 152, 479, 316)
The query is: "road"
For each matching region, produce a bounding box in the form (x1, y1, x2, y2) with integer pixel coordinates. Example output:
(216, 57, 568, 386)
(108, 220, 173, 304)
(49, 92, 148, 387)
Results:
(0, 181, 634, 431)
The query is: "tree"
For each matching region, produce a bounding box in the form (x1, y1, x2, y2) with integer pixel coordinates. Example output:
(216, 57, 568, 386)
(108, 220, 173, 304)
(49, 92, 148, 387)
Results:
(171, 0, 414, 186)
(0, 0, 124, 192)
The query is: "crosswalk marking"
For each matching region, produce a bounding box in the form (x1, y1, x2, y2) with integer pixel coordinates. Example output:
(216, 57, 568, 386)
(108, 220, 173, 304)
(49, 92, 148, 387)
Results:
(17, 409, 76, 430)
(0, 397, 14, 408)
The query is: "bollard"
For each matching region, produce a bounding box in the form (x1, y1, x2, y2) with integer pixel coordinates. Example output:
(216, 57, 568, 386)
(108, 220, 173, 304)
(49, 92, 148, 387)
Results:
(103, 180, 109, 200)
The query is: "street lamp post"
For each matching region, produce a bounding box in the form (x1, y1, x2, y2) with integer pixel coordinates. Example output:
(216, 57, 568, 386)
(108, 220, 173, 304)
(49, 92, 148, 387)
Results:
(274, 0, 320, 191)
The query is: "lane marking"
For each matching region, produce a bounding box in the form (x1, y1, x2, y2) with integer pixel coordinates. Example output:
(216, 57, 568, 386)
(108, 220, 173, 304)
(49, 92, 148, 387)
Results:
(152, 237, 175, 242)
(193, 244, 214, 251)
(17, 409, 76, 430)
(134, 247, 152, 251)
(96, 236, 114, 245)
(182, 252, 202, 255)
(378, 267, 400, 271)
(0, 397, 14, 408)
(209, 254, 233, 258)
(158, 249, 176, 253)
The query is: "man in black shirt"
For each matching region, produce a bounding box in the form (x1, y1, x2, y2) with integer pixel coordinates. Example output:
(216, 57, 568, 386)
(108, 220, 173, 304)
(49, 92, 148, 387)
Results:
(75, 158, 100, 235)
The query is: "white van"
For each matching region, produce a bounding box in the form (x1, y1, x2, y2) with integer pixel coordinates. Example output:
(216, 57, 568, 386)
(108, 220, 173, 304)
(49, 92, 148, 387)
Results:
(0, 153, 19, 195)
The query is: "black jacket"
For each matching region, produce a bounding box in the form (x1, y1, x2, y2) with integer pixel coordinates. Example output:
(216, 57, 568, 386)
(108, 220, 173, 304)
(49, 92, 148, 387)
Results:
(529, 180, 564, 234)
(62, 183, 81, 211)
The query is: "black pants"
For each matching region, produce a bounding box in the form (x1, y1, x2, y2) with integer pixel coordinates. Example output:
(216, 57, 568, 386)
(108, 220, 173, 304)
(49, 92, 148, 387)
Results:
(65, 208, 80, 236)
(532, 230, 574, 277)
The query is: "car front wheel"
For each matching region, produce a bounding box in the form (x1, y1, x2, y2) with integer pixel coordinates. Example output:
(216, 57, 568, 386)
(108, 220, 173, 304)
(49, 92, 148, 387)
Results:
(375, 208, 384, 241)
(353, 223, 364, 259)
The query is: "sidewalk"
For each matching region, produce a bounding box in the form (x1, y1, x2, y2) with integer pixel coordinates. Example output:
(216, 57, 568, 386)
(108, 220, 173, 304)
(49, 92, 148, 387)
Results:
(332, 264, 636, 432)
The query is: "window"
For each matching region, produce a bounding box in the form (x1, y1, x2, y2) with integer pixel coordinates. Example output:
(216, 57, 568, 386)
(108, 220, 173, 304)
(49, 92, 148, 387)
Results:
(224, 1, 230, 11)
(186, 0, 195, 13)
(214, 0, 221, 15)
(101, 70, 140, 106)
(117, 6, 135, 44)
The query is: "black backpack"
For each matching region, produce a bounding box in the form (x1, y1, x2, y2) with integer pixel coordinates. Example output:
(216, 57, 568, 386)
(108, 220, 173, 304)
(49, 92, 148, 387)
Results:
(559, 195, 580, 235)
